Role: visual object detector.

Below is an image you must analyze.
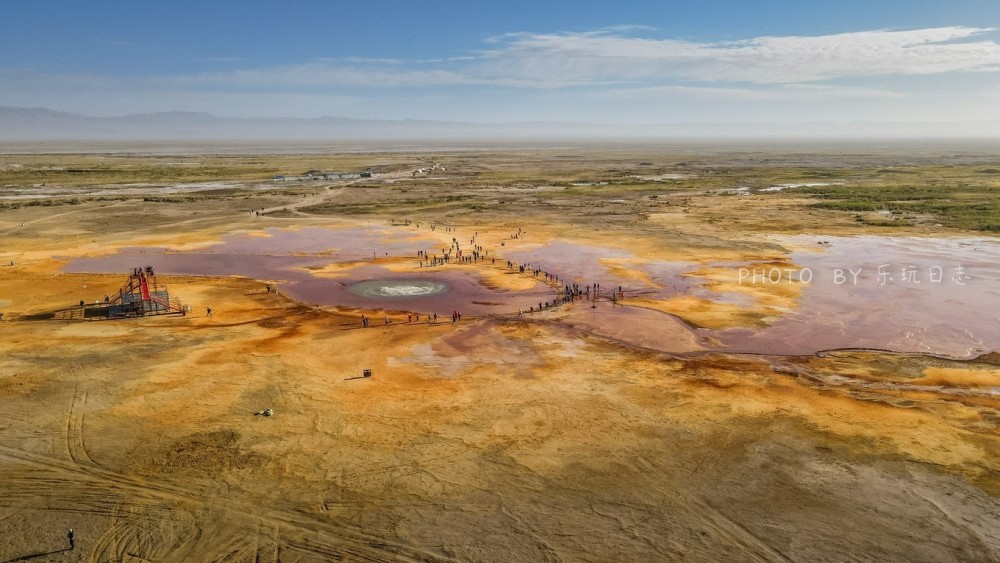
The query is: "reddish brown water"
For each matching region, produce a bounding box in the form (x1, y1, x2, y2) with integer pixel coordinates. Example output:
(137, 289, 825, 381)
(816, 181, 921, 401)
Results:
(64, 228, 1000, 358)
(505, 241, 634, 284)
(504, 240, 693, 295)
(713, 236, 1000, 358)
(503, 236, 1000, 358)
(288, 264, 553, 316)
(65, 227, 555, 317)
(200, 225, 437, 259)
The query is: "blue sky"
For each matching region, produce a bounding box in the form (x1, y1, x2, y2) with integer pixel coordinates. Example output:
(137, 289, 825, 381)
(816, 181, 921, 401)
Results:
(3, 1, 1000, 124)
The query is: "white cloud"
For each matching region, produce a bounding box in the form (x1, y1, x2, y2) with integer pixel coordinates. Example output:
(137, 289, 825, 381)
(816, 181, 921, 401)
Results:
(43, 26, 1000, 95)
(601, 83, 904, 101)
(474, 26, 1000, 85)
(780, 84, 905, 99)
(2, 26, 1000, 123)
(153, 63, 480, 89)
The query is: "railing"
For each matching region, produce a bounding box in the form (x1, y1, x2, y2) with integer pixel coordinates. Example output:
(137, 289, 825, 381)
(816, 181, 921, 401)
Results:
(53, 271, 187, 320)
(143, 295, 186, 315)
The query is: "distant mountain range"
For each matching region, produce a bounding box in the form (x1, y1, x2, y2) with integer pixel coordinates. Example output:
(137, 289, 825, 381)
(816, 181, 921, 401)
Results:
(1, 106, 999, 141)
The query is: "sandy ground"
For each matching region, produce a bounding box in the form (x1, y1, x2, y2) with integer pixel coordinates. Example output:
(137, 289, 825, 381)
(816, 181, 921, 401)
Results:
(0, 151, 999, 562)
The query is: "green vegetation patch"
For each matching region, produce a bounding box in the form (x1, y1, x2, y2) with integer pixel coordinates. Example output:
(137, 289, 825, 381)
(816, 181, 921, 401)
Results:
(795, 180, 1000, 232)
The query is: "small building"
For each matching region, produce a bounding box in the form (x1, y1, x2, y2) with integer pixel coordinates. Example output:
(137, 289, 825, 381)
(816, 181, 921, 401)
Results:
(296, 170, 371, 180)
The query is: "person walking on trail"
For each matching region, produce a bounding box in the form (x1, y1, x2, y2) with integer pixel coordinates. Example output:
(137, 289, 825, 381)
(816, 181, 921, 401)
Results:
(206, 307, 212, 317)
(67, 528, 75, 550)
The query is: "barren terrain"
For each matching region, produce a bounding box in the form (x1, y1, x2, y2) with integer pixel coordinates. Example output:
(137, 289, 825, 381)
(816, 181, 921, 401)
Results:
(1, 144, 998, 562)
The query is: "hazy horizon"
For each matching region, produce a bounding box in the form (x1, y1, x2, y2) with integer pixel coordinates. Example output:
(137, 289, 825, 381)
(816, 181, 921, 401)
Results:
(4, 105, 1000, 142)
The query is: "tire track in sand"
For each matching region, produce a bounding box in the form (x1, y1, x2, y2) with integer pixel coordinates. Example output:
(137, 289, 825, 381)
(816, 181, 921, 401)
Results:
(66, 383, 98, 468)
(0, 442, 452, 561)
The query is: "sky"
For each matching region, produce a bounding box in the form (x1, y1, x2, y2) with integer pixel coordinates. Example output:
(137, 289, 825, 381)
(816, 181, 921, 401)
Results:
(3, 1, 1000, 125)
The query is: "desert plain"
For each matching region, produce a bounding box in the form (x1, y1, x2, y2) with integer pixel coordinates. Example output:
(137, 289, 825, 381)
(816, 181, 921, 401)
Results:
(0, 142, 999, 562)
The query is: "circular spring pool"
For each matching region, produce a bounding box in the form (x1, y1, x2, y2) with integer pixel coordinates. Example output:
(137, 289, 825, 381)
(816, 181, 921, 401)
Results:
(347, 279, 450, 299)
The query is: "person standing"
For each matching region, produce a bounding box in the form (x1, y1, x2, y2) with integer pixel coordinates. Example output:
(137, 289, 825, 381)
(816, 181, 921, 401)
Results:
(206, 307, 212, 317)
(67, 528, 75, 550)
